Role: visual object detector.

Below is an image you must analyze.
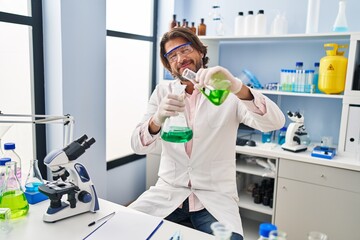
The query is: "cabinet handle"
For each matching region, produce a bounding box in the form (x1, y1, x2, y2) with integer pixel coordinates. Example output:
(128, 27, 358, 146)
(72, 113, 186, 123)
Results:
(320, 174, 325, 178)
(282, 186, 287, 190)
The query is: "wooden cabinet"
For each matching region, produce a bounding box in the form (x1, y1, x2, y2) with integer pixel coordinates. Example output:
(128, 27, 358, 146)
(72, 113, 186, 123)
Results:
(275, 158, 360, 239)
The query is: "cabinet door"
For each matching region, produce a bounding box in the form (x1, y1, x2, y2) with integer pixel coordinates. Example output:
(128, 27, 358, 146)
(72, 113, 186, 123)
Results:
(275, 178, 360, 240)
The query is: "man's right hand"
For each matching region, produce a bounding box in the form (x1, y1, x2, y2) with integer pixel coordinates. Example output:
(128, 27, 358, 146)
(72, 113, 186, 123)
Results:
(152, 93, 185, 127)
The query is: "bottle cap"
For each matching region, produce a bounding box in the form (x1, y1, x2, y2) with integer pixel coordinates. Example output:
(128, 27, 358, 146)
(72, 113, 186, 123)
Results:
(258, 10, 264, 14)
(248, 11, 254, 15)
(0, 158, 11, 166)
(296, 62, 303, 67)
(314, 62, 320, 67)
(259, 223, 277, 237)
(4, 142, 15, 150)
(238, 12, 243, 16)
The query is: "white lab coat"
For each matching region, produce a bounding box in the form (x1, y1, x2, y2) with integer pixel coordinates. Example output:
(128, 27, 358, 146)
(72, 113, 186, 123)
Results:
(129, 80, 285, 236)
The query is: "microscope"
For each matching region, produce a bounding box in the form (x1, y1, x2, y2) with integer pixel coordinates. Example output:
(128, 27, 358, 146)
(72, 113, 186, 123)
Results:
(38, 134, 99, 222)
(281, 111, 308, 152)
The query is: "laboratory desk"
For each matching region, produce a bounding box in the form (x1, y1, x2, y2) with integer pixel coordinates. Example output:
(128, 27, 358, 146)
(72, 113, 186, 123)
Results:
(2, 198, 215, 240)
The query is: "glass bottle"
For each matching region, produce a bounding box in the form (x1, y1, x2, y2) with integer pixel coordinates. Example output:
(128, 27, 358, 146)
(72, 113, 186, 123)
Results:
(170, 14, 177, 29)
(197, 18, 206, 36)
(313, 62, 320, 93)
(2, 143, 22, 184)
(211, 222, 232, 240)
(182, 68, 231, 106)
(0, 161, 29, 219)
(24, 159, 47, 204)
(333, 0, 348, 32)
(307, 231, 328, 240)
(258, 223, 277, 240)
(161, 85, 193, 143)
(190, 22, 197, 34)
(269, 230, 287, 240)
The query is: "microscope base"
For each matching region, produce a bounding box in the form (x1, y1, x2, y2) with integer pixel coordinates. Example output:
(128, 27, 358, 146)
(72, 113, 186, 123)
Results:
(281, 144, 307, 153)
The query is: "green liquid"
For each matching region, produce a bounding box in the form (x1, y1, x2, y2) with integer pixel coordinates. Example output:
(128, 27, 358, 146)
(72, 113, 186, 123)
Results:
(161, 126, 193, 143)
(0, 190, 29, 219)
(201, 89, 230, 106)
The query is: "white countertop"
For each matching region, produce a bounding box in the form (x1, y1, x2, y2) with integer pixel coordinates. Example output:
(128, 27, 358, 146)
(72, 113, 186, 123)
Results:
(1, 198, 214, 240)
(236, 142, 360, 171)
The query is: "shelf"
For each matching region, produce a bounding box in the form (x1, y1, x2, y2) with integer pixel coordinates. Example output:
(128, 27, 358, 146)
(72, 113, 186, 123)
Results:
(236, 160, 275, 178)
(258, 90, 344, 99)
(199, 32, 352, 42)
(238, 191, 273, 215)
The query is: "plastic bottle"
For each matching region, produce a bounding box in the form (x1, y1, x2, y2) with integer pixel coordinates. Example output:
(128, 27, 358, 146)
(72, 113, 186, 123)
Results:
(313, 62, 320, 93)
(258, 223, 277, 239)
(294, 62, 304, 92)
(255, 10, 267, 35)
(271, 13, 283, 35)
(198, 18, 207, 36)
(234, 12, 245, 36)
(333, 0, 348, 32)
(306, 0, 321, 34)
(0, 161, 29, 219)
(170, 14, 177, 29)
(2, 143, 22, 184)
(244, 11, 255, 35)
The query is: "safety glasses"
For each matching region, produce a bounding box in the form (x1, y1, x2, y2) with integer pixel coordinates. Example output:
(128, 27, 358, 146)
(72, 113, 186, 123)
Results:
(164, 42, 193, 63)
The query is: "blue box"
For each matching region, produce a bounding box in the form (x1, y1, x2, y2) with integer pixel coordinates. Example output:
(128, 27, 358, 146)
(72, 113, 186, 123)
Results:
(25, 191, 48, 204)
(311, 146, 336, 159)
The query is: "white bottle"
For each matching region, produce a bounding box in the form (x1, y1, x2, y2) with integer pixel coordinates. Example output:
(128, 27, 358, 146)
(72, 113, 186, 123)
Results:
(306, 0, 321, 34)
(333, 0, 348, 32)
(244, 11, 255, 35)
(234, 12, 245, 36)
(255, 10, 267, 35)
(2, 143, 22, 184)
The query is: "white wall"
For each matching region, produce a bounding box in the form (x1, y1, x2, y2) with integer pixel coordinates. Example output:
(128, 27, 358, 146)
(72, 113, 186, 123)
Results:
(42, 0, 107, 198)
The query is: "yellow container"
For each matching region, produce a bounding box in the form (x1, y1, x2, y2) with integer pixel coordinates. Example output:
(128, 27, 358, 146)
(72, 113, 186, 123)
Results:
(318, 43, 348, 94)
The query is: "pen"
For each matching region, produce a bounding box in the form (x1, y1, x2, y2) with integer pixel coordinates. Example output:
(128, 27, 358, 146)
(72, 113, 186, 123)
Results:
(88, 211, 116, 227)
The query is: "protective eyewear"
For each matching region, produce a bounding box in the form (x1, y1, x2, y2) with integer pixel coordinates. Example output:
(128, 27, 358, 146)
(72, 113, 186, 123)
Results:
(164, 42, 193, 63)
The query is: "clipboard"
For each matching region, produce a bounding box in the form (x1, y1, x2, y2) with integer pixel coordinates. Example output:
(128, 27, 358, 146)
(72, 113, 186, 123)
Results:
(83, 210, 164, 240)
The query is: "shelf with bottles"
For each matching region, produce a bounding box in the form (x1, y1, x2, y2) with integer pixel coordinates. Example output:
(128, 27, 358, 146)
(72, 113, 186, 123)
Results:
(236, 154, 277, 216)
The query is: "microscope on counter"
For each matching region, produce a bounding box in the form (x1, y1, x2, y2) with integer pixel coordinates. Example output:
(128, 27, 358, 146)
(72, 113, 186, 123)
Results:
(38, 134, 99, 222)
(281, 111, 308, 152)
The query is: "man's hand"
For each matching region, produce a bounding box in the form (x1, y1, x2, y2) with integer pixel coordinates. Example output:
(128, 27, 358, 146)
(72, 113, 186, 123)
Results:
(195, 66, 243, 94)
(152, 93, 185, 127)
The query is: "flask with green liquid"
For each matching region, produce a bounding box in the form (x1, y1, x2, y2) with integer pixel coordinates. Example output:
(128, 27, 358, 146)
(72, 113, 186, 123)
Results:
(161, 84, 193, 143)
(182, 68, 230, 106)
(0, 161, 29, 219)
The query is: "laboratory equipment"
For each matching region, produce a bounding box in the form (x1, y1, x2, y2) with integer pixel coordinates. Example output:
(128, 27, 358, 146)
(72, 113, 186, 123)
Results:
(38, 134, 99, 222)
(269, 230, 287, 240)
(209, 4, 225, 36)
(0, 208, 11, 233)
(198, 18, 206, 36)
(258, 223, 277, 239)
(308, 231, 328, 240)
(0, 158, 11, 192)
(311, 145, 336, 159)
(0, 161, 29, 219)
(211, 222, 232, 240)
(2, 143, 22, 184)
(333, 0, 348, 32)
(262, 132, 272, 143)
(277, 127, 287, 145)
(24, 159, 48, 204)
(244, 11, 255, 35)
(281, 111, 308, 152)
(306, 0, 321, 34)
(182, 68, 231, 106)
(161, 85, 193, 143)
(234, 12, 244, 36)
(313, 62, 320, 93)
(254, 10, 267, 35)
(318, 43, 348, 94)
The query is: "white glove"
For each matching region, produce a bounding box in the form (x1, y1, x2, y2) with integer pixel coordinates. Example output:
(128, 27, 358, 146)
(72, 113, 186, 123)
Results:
(152, 93, 185, 127)
(195, 66, 243, 94)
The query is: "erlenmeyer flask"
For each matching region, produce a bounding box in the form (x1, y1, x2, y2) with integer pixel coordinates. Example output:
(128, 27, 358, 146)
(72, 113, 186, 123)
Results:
(161, 84, 193, 143)
(0, 161, 29, 219)
(24, 159, 47, 204)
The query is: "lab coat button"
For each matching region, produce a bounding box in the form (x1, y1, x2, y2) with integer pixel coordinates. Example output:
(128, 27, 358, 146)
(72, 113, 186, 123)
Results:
(188, 167, 192, 172)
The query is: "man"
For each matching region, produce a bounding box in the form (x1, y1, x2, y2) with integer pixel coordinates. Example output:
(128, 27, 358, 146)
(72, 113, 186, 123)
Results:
(129, 27, 285, 240)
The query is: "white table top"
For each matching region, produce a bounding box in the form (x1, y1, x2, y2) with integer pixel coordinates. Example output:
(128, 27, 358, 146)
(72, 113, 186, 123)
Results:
(2, 198, 214, 240)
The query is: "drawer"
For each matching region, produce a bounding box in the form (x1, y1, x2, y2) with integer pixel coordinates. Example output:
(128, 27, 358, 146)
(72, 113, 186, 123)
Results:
(278, 158, 360, 193)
